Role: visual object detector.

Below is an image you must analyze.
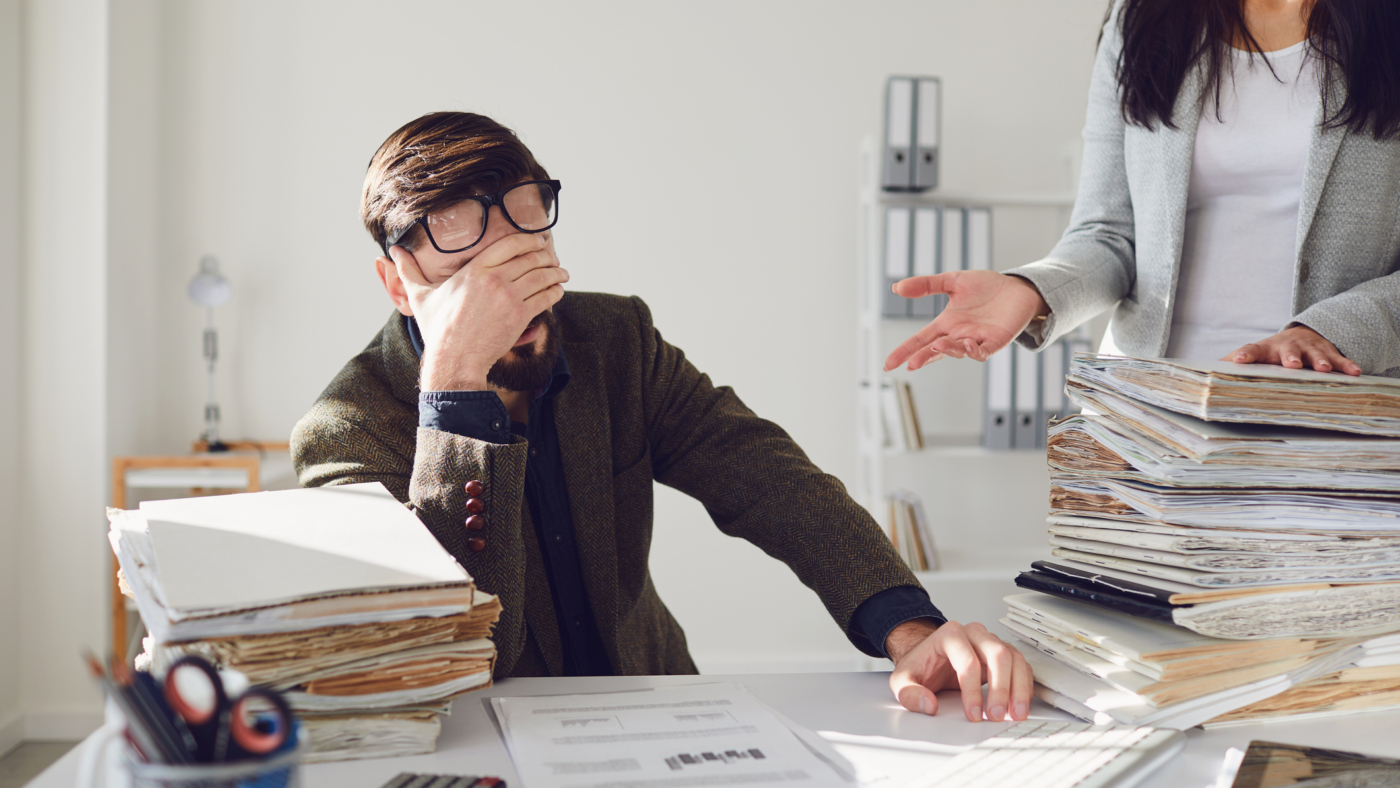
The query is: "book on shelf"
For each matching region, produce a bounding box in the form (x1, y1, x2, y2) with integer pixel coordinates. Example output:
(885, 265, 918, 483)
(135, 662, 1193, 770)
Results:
(886, 489, 938, 572)
(880, 380, 924, 450)
(1003, 353, 1400, 730)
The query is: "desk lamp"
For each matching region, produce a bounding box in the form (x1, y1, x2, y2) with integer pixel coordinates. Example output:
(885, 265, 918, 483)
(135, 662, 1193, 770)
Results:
(187, 255, 233, 452)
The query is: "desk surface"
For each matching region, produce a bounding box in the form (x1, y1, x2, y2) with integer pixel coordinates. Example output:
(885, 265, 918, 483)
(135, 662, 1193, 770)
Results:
(30, 672, 1400, 788)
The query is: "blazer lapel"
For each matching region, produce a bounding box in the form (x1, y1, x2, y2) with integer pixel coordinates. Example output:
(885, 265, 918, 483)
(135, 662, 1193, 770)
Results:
(1294, 68, 1349, 299)
(1154, 63, 1205, 347)
(551, 338, 622, 667)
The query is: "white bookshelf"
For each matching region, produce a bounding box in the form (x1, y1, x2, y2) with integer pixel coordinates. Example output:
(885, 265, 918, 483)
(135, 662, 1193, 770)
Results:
(854, 135, 1074, 606)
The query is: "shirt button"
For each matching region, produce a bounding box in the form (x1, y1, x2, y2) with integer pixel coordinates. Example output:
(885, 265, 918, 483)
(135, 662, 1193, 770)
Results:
(464, 480, 484, 496)
(465, 515, 485, 531)
(490, 419, 503, 431)
(554, 534, 562, 542)
(467, 537, 486, 552)
(529, 447, 539, 458)
(465, 497, 485, 514)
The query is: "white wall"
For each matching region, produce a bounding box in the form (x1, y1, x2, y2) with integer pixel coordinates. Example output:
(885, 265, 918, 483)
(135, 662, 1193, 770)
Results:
(19, 0, 108, 739)
(0, 0, 23, 758)
(9, 0, 1110, 733)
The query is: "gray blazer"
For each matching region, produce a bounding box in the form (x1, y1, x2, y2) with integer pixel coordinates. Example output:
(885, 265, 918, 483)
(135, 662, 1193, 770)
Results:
(1007, 8, 1400, 376)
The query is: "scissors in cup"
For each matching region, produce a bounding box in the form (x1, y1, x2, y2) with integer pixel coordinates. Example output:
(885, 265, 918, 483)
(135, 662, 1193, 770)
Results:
(162, 654, 293, 762)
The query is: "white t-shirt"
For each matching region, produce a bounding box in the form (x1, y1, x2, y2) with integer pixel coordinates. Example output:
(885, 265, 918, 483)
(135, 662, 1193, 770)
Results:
(1161, 40, 1320, 361)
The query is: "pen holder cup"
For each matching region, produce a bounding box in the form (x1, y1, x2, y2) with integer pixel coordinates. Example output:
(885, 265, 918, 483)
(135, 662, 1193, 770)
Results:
(123, 743, 303, 788)
(77, 724, 305, 788)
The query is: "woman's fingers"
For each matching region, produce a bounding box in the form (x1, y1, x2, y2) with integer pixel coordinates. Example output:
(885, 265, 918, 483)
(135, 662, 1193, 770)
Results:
(893, 273, 954, 300)
(904, 346, 946, 370)
(1228, 344, 1262, 364)
(886, 325, 947, 370)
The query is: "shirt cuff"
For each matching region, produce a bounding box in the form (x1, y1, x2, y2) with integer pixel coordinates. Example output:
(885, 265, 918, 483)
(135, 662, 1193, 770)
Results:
(848, 586, 948, 660)
(419, 391, 512, 444)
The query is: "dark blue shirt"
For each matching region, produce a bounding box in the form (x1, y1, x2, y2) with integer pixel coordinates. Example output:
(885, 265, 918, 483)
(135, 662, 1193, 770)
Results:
(408, 316, 944, 674)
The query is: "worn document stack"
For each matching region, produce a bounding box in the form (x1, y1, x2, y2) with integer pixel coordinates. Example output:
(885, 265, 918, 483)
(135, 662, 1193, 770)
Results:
(1005, 355, 1400, 729)
(108, 482, 501, 762)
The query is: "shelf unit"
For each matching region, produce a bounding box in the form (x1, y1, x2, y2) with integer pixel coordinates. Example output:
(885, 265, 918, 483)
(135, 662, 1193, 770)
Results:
(853, 135, 1075, 607)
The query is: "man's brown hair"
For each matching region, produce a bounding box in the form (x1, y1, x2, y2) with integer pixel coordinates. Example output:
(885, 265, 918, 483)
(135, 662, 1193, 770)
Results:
(361, 112, 551, 253)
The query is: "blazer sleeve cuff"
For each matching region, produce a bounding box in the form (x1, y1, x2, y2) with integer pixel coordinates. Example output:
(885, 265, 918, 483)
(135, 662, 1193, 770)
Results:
(847, 585, 947, 659)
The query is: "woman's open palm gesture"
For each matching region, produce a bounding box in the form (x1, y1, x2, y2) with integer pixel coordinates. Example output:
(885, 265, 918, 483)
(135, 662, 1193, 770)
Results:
(884, 270, 1048, 371)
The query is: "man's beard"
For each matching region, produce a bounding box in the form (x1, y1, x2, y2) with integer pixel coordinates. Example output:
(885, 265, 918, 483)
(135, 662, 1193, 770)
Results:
(486, 309, 560, 393)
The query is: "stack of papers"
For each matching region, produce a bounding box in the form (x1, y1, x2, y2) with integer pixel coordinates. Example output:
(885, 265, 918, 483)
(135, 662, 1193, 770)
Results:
(108, 482, 501, 762)
(1006, 354, 1400, 729)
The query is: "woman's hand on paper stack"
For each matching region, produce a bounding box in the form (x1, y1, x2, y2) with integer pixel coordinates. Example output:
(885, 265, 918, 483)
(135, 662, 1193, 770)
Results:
(1224, 324, 1361, 376)
(886, 619, 1033, 722)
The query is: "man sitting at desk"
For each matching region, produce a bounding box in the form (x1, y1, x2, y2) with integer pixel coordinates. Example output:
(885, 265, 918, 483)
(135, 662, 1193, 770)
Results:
(292, 111, 1032, 722)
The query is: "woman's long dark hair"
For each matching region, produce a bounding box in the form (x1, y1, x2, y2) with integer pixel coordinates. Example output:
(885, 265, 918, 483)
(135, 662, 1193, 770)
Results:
(1109, 0, 1400, 139)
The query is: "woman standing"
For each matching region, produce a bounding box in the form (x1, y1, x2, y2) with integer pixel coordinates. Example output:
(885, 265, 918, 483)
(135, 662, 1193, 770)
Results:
(885, 0, 1400, 376)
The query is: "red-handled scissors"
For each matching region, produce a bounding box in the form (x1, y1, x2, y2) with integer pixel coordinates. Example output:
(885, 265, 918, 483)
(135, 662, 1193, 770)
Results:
(162, 654, 293, 762)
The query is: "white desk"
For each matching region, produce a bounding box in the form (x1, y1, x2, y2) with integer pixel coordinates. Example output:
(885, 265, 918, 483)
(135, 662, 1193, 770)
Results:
(29, 672, 1400, 787)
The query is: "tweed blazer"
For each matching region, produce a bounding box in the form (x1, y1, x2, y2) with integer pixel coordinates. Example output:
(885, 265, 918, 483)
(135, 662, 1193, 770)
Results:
(1007, 6, 1400, 376)
(291, 292, 919, 678)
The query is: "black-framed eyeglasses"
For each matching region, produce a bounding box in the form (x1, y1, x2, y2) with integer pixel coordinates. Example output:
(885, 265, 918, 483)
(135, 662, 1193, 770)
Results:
(384, 179, 561, 255)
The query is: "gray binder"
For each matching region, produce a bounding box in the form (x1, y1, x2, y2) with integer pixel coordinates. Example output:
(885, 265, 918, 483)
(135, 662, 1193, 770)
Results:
(883, 207, 912, 318)
(938, 207, 964, 315)
(966, 207, 992, 270)
(910, 208, 938, 319)
(882, 77, 915, 191)
(1037, 340, 1067, 448)
(1013, 342, 1040, 449)
(984, 348, 1014, 450)
(913, 78, 940, 191)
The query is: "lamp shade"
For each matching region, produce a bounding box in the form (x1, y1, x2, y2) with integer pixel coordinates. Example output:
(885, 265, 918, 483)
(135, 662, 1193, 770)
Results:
(187, 255, 232, 308)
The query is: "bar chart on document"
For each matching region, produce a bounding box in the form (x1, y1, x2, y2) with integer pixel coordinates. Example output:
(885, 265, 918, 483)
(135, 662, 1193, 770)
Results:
(855, 75, 1083, 633)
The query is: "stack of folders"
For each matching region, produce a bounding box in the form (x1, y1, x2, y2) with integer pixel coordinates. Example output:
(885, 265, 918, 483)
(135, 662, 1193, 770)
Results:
(881, 204, 992, 320)
(982, 335, 1091, 451)
(1003, 354, 1400, 730)
(880, 380, 924, 450)
(886, 490, 939, 572)
(107, 482, 502, 762)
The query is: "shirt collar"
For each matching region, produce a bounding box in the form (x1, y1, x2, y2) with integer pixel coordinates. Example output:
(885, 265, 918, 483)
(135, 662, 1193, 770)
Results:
(406, 315, 570, 399)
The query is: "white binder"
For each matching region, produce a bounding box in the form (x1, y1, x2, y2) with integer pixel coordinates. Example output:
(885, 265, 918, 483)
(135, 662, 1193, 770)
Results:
(910, 208, 938, 319)
(938, 207, 964, 316)
(984, 348, 1014, 450)
(883, 207, 912, 318)
(882, 77, 915, 191)
(1013, 342, 1041, 449)
(966, 207, 992, 270)
(913, 78, 940, 190)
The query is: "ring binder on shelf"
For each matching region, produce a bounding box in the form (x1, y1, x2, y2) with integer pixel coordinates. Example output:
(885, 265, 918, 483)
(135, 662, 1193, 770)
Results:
(966, 207, 992, 270)
(914, 78, 940, 191)
(910, 208, 938, 319)
(883, 207, 913, 318)
(984, 348, 1014, 450)
(882, 77, 915, 191)
(1038, 339, 1067, 448)
(939, 207, 964, 315)
(1013, 342, 1040, 449)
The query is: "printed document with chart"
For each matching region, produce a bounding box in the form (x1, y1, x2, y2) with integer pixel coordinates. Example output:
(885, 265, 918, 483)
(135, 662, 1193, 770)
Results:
(490, 683, 850, 788)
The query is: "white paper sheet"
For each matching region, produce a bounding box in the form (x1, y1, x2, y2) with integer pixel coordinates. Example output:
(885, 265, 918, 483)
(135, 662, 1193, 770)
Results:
(491, 683, 851, 788)
(141, 482, 468, 611)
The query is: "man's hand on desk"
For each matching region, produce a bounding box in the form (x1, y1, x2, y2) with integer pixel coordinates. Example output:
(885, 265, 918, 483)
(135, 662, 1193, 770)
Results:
(886, 619, 1033, 723)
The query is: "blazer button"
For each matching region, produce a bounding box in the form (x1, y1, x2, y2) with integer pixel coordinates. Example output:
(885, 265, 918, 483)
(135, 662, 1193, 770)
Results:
(465, 515, 485, 531)
(467, 537, 486, 552)
(465, 497, 484, 514)
(464, 479, 484, 496)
